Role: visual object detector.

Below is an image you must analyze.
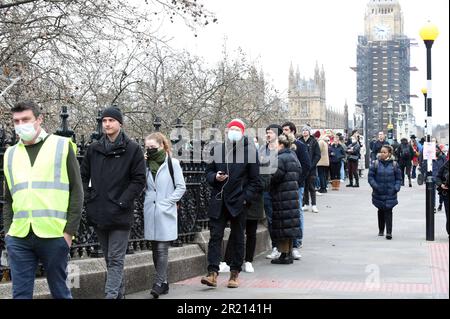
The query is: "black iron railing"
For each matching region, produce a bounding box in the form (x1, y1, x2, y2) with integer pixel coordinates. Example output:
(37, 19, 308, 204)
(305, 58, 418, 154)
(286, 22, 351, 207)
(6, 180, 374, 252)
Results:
(0, 107, 212, 281)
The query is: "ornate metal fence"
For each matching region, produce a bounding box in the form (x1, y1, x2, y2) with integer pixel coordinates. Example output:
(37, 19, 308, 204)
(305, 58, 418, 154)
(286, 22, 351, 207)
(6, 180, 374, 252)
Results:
(0, 106, 212, 281)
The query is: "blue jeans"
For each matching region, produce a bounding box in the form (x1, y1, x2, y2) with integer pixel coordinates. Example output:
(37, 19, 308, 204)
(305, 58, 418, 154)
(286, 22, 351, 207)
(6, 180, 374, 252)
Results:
(340, 161, 345, 181)
(263, 192, 276, 248)
(5, 231, 71, 299)
(293, 187, 304, 248)
(412, 165, 417, 179)
(317, 167, 328, 191)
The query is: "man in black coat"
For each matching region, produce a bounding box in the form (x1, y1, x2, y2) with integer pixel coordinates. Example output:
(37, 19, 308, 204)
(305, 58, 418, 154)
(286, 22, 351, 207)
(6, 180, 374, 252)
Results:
(370, 132, 390, 164)
(80, 106, 146, 299)
(299, 125, 321, 213)
(282, 122, 311, 256)
(201, 119, 261, 289)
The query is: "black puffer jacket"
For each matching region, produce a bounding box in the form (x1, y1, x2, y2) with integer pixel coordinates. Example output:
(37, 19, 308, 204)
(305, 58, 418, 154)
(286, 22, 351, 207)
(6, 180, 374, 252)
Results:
(270, 149, 302, 240)
(80, 132, 146, 230)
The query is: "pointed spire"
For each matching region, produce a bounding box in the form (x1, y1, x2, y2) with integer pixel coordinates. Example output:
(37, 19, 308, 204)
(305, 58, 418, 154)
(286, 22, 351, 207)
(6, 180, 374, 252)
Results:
(314, 61, 320, 85)
(289, 62, 295, 91)
(295, 65, 300, 86)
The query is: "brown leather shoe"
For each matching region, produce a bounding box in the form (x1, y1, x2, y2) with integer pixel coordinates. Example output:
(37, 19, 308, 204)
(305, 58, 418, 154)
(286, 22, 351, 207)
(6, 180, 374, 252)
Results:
(201, 271, 218, 287)
(227, 270, 239, 288)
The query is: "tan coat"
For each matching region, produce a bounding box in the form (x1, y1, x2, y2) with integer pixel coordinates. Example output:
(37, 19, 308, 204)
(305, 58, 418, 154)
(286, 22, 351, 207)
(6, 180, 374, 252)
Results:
(317, 139, 330, 167)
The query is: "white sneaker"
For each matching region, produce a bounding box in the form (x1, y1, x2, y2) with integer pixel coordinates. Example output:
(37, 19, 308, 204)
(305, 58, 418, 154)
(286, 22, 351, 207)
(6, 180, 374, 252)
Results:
(316, 191, 323, 196)
(292, 248, 302, 260)
(312, 205, 319, 213)
(302, 205, 309, 212)
(266, 247, 281, 259)
(219, 262, 230, 273)
(243, 261, 254, 273)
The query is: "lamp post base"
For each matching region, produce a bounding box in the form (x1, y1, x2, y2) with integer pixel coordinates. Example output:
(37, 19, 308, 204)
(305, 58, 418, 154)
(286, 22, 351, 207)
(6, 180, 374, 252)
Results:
(425, 176, 435, 241)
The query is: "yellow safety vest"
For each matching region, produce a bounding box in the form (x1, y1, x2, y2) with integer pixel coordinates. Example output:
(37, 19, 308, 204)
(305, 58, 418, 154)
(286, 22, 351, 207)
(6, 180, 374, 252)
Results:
(4, 135, 76, 238)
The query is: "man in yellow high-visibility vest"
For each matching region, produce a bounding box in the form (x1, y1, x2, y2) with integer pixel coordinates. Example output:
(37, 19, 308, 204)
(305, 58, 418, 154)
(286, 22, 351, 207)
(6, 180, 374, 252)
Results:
(3, 101, 83, 299)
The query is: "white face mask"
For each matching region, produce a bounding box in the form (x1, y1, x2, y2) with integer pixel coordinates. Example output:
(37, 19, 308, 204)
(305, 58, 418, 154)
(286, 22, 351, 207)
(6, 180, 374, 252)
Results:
(228, 130, 243, 142)
(15, 122, 38, 142)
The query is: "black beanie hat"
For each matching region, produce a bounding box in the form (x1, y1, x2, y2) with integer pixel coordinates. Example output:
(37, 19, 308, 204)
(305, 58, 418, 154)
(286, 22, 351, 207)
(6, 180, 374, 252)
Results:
(101, 107, 123, 124)
(266, 124, 283, 137)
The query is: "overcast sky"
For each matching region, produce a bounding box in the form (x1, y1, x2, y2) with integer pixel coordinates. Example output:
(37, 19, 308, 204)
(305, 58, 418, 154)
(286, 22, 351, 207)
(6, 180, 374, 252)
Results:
(161, 0, 449, 126)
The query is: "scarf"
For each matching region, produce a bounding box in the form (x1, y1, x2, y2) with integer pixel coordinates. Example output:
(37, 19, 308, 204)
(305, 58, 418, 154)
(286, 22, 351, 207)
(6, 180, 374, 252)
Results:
(148, 149, 167, 179)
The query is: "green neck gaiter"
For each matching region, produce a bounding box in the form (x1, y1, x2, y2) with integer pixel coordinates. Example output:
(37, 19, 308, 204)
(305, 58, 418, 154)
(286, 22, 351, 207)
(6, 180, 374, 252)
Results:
(148, 149, 166, 178)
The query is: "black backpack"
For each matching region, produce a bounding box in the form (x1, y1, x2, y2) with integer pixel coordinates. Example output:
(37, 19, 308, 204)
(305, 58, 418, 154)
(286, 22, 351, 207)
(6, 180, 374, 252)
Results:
(399, 144, 411, 160)
(167, 155, 182, 209)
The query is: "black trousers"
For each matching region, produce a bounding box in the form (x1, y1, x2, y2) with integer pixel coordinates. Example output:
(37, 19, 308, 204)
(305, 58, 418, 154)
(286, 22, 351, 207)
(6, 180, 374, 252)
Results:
(400, 164, 412, 185)
(444, 194, 449, 235)
(330, 162, 341, 180)
(303, 174, 317, 206)
(348, 160, 359, 184)
(378, 209, 393, 235)
(225, 219, 259, 264)
(207, 206, 246, 273)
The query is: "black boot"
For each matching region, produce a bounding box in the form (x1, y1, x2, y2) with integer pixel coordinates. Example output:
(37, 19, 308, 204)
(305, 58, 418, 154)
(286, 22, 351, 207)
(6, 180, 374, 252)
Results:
(271, 253, 294, 264)
(353, 176, 360, 188)
(346, 178, 353, 187)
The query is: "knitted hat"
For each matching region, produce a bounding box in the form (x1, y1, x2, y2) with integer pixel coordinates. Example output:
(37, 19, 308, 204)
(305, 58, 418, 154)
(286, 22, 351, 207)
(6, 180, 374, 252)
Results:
(302, 125, 312, 134)
(266, 124, 283, 137)
(101, 106, 123, 124)
(313, 130, 321, 139)
(227, 119, 245, 134)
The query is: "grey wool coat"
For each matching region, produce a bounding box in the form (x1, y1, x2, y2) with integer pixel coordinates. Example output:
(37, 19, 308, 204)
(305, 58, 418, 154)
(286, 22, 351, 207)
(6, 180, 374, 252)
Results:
(143, 155, 186, 241)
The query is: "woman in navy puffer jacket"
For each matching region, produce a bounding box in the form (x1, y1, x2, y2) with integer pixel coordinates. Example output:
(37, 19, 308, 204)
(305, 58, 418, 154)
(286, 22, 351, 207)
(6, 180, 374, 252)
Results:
(368, 145, 402, 240)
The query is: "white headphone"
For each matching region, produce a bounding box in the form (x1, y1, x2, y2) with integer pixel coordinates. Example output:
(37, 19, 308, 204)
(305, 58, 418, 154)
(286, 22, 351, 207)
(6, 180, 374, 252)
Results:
(215, 141, 234, 200)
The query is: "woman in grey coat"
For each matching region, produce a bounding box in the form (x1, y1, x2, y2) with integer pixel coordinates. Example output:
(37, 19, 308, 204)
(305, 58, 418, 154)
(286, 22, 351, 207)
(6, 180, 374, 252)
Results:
(143, 132, 186, 298)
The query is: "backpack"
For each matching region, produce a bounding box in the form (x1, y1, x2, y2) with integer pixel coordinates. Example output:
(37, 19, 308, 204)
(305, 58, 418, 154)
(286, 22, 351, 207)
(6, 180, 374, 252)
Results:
(167, 155, 182, 209)
(399, 144, 412, 160)
(374, 159, 398, 174)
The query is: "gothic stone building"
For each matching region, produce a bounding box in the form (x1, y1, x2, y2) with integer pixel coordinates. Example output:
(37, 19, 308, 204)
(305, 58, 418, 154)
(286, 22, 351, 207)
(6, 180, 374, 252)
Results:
(288, 62, 348, 131)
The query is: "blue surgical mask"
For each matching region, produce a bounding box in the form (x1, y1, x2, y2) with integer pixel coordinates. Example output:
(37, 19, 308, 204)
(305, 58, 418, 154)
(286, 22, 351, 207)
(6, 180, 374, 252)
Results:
(228, 130, 243, 142)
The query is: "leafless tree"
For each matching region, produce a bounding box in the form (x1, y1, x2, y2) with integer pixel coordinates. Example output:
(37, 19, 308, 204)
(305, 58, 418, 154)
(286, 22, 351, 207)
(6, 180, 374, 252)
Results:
(0, 0, 216, 134)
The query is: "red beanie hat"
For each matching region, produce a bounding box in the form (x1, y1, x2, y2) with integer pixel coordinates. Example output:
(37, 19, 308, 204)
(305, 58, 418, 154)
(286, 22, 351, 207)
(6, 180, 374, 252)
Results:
(313, 130, 321, 139)
(227, 119, 245, 134)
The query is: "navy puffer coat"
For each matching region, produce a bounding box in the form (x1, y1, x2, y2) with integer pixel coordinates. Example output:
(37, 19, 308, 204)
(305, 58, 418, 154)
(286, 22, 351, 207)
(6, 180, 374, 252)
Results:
(368, 156, 403, 210)
(270, 148, 302, 240)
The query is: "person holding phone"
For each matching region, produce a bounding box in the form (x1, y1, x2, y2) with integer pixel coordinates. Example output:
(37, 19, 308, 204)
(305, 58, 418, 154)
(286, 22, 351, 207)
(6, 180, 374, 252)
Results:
(201, 119, 261, 289)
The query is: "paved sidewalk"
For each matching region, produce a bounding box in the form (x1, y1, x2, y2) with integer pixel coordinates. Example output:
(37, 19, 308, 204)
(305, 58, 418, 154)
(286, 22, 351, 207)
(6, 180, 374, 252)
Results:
(128, 176, 449, 299)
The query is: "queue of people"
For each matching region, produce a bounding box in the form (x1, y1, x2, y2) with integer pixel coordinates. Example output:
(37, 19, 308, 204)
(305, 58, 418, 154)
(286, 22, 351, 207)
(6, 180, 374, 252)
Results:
(1, 100, 448, 299)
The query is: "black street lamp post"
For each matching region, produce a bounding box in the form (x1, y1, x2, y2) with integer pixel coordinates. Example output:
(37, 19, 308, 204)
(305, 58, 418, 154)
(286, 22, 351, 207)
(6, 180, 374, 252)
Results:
(420, 22, 439, 241)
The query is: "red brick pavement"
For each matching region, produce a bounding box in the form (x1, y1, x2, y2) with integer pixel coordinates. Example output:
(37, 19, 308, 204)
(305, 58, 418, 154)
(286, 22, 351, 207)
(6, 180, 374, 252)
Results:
(176, 243, 449, 296)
